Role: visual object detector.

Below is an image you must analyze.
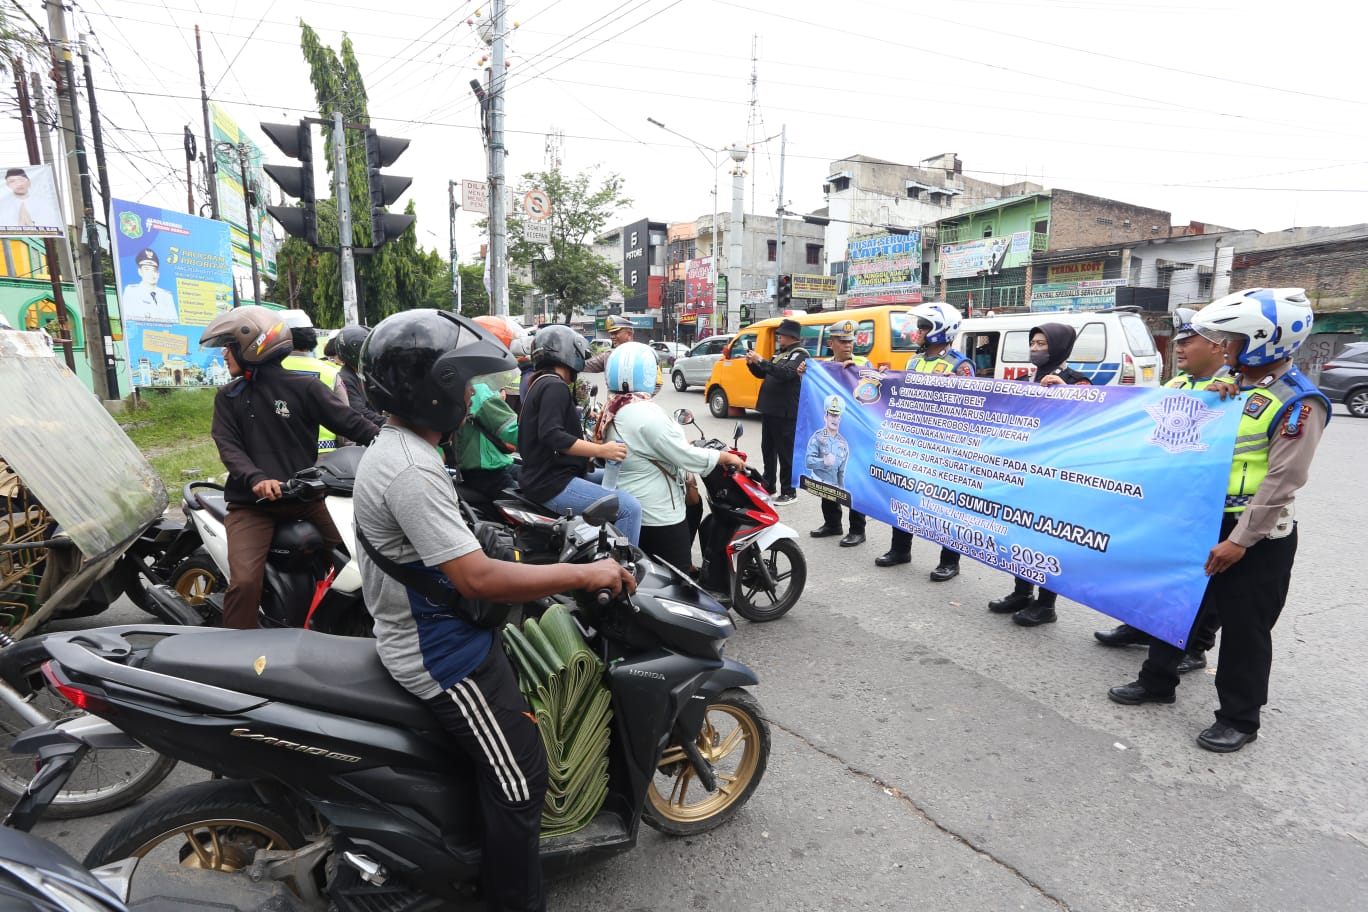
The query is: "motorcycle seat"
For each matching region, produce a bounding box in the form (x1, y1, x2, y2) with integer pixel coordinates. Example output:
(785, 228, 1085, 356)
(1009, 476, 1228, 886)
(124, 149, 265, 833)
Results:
(193, 488, 228, 523)
(143, 628, 442, 731)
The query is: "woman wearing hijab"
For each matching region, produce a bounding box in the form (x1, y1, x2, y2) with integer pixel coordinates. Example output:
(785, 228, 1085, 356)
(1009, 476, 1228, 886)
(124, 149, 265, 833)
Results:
(987, 322, 1091, 627)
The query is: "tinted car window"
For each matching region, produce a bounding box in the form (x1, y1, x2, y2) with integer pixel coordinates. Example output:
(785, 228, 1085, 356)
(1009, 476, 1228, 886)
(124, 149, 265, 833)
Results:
(1072, 323, 1107, 361)
(1119, 314, 1157, 356)
(889, 311, 922, 352)
(1332, 345, 1368, 365)
(730, 333, 757, 356)
(689, 340, 712, 357)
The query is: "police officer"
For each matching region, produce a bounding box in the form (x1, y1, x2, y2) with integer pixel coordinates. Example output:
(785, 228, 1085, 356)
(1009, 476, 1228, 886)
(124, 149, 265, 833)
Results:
(806, 319, 868, 545)
(279, 310, 349, 458)
(584, 314, 663, 391)
(874, 303, 973, 579)
(1094, 307, 1226, 673)
(120, 248, 178, 323)
(746, 318, 808, 505)
(1108, 288, 1329, 753)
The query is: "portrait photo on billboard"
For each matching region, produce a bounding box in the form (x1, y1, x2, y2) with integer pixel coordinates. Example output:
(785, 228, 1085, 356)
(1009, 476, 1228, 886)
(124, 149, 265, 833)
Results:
(0, 164, 65, 238)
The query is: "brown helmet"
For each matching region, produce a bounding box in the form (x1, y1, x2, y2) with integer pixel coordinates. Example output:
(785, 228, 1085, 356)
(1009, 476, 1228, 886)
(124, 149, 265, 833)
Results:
(199, 305, 293, 365)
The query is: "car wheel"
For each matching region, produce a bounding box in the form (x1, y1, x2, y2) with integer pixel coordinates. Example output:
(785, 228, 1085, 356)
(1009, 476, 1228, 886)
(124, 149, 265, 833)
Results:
(708, 386, 730, 419)
(672, 371, 688, 392)
(1346, 386, 1368, 419)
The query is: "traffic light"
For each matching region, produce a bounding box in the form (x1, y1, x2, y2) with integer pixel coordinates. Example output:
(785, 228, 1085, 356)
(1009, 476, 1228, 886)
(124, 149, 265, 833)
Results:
(364, 128, 415, 248)
(777, 274, 793, 309)
(260, 121, 317, 247)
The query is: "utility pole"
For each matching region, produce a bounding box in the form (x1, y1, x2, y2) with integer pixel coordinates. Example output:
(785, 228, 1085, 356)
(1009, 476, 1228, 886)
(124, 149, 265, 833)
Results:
(78, 38, 111, 216)
(333, 112, 359, 325)
(13, 59, 76, 371)
(727, 144, 748, 334)
(183, 126, 196, 214)
(448, 180, 461, 313)
(233, 144, 261, 303)
(30, 70, 78, 289)
(196, 25, 219, 219)
(46, 0, 117, 400)
(487, 0, 508, 316)
(774, 124, 786, 298)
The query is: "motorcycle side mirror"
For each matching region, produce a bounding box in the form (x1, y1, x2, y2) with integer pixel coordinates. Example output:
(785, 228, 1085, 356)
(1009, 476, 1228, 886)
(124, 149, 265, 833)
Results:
(673, 408, 694, 426)
(590, 384, 600, 397)
(732, 422, 744, 443)
(582, 494, 620, 528)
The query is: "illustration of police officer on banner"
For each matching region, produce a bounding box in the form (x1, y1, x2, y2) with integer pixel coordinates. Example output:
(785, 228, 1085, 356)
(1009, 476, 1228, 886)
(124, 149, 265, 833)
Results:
(805, 394, 851, 486)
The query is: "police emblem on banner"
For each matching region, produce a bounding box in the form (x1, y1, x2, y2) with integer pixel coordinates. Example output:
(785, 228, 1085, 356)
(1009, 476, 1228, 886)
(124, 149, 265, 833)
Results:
(1143, 393, 1223, 454)
(854, 369, 884, 404)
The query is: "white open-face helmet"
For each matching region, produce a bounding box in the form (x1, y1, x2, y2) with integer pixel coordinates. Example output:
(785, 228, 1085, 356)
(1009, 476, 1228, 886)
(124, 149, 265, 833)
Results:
(1193, 288, 1313, 367)
(908, 302, 963, 347)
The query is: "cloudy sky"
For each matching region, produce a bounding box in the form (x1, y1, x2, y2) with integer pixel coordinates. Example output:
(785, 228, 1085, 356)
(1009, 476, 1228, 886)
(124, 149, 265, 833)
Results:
(7, 0, 1366, 269)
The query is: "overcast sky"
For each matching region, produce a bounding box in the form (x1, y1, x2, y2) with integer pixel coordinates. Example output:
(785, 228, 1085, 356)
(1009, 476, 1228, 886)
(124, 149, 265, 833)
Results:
(7, 0, 1367, 270)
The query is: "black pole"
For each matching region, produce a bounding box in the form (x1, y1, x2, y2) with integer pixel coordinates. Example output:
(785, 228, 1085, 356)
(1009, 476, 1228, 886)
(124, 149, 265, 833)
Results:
(60, 46, 119, 398)
(237, 144, 261, 303)
(196, 25, 219, 220)
(78, 39, 111, 217)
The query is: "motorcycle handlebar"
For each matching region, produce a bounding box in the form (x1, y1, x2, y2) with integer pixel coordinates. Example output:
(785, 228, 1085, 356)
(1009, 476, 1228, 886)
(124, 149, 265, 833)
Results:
(595, 588, 614, 607)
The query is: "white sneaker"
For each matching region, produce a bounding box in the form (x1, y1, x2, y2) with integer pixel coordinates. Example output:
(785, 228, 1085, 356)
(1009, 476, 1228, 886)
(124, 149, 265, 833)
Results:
(773, 493, 797, 506)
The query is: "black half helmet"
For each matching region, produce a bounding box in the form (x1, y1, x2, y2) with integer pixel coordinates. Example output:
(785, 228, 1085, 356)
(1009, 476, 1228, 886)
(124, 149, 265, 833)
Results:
(335, 325, 371, 372)
(531, 323, 589, 373)
(360, 310, 516, 433)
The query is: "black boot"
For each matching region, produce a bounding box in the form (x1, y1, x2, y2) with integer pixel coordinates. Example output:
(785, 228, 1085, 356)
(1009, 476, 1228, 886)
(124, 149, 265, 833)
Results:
(1094, 623, 1151, 648)
(989, 580, 1033, 614)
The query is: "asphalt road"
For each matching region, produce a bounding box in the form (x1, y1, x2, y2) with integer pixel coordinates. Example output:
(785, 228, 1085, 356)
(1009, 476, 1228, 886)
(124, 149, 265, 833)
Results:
(30, 387, 1368, 911)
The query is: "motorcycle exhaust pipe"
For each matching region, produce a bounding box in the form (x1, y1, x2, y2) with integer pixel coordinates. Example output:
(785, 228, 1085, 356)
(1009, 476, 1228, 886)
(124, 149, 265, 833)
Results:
(143, 584, 211, 627)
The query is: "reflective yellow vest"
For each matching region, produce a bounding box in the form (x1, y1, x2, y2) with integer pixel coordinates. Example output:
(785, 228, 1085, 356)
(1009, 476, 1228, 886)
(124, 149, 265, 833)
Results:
(1224, 367, 1329, 512)
(1165, 372, 1223, 391)
(910, 348, 973, 375)
(281, 353, 344, 455)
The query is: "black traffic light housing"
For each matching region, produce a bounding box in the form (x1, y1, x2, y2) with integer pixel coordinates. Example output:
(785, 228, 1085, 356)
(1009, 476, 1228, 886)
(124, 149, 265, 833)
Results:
(260, 121, 317, 247)
(776, 274, 793, 309)
(365, 128, 415, 248)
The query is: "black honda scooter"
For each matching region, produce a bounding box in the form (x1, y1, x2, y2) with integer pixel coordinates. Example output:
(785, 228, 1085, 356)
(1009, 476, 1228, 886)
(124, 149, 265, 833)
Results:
(8, 496, 770, 911)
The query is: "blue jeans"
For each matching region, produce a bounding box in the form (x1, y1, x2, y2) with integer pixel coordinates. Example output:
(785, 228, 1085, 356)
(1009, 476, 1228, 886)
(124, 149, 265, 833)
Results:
(543, 469, 643, 546)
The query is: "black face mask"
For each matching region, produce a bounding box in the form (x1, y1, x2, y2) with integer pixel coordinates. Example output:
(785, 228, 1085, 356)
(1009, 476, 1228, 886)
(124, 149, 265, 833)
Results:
(1029, 350, 1051, 367)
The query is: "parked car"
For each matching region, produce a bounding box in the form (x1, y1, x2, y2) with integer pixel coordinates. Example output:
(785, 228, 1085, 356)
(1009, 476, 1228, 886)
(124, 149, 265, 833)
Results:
(670, 336, 729, 391)
(955, 307, 1163, 386)
(650, 341, 689, 361)
(1317, 341, 1368, 418)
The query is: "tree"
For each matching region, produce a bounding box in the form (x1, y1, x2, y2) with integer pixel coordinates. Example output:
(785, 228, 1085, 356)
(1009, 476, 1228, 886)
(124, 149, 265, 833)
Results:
(262, 23, 450, 327)
(1, 8, 44, 75)
(505, 168, 629, 323)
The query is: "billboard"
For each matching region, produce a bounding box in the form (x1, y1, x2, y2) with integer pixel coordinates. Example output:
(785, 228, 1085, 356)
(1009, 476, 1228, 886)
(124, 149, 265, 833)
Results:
(941, 236, 1011, 280)
(846, 231, 922, 305)
(111, 198, 235, 388)
(0, 164, 64, 238)
(209, 102, 277, 288)
(622, 218, 650, 312)
(793, 274, 840, 298)
(685, 256, 714, 307)
(1030, 279, 1126, 312)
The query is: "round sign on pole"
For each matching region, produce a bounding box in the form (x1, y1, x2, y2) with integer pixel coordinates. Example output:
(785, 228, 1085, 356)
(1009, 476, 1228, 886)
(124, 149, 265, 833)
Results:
(522, 189, 551, 221)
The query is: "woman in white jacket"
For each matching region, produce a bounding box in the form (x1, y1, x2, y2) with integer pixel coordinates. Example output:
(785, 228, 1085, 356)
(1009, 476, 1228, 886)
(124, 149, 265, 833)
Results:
(599, 342, 744, 572)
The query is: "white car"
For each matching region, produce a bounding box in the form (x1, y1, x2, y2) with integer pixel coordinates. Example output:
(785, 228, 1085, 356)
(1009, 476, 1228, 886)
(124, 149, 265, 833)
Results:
(670, 337, 729, 391)
(649, 341, 690, 363)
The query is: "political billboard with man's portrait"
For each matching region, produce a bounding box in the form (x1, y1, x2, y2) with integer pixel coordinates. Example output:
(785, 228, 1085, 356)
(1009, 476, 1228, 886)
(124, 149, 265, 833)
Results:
(0, 164, 65, 238)
(111, 198, 236, 388)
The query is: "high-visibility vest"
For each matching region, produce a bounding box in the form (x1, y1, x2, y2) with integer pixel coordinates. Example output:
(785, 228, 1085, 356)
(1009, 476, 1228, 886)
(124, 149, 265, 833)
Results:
(282, 353, 344, 455)
(1223, 367, 1329, 512)
(909, 348, 973, 375)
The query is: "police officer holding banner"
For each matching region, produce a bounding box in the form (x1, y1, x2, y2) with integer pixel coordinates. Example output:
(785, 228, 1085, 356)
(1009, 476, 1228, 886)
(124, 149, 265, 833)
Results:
(806, 319, 868, 546)
(746, 318, 809, 505)
(1108, 288, 1329, 753)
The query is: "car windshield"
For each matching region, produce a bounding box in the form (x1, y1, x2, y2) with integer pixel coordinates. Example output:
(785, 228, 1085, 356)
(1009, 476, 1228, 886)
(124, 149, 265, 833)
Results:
(1119, 314, 1157, 356)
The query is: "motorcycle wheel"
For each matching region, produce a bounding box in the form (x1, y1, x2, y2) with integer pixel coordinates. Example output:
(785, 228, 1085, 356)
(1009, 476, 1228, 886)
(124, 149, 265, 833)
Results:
(643, 688, 770, 837)
(0, 678, 178, 819)
(84, 780, 307, 872)
(731, 538, 806, 622)
(170, 549, 225, 608)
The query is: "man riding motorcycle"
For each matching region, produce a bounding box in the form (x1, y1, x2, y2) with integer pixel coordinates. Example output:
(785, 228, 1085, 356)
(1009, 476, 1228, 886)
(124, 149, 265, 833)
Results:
(353, 309, 636, 912)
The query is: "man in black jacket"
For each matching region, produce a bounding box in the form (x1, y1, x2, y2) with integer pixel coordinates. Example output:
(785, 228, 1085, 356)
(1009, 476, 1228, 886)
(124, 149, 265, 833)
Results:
(203, 306, 380, 629)
(746, 318, 808, 505)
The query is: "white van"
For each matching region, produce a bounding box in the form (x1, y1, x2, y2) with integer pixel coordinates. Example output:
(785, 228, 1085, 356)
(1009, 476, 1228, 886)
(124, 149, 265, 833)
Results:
(955, 308, 1163, 387)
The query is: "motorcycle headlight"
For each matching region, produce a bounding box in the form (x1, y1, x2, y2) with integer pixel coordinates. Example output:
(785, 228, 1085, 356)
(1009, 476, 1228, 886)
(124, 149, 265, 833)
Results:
(657, 598, 734, 630)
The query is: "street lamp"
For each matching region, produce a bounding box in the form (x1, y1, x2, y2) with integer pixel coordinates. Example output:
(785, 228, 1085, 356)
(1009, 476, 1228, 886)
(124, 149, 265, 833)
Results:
(647, 117, 730, 336)
(214, 140, 262, 304)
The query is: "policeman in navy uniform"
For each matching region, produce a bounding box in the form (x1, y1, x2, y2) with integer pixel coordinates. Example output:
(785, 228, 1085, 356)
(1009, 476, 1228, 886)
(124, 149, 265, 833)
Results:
(746, 318, 809, 505)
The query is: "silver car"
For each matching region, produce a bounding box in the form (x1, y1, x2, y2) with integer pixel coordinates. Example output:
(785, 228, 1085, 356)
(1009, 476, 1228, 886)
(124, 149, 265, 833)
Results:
(671, 336, 729, 391)
(1318, 341, 1368, 418)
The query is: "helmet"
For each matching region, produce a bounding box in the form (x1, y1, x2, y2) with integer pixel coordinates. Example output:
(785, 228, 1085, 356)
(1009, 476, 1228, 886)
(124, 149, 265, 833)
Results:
(531, 324, 588, 373)
(280, 309, 313, 329)
(335, 325, 371, 372)
(1172, 307, 1199, 342)
(1192, 288, 1313, 367)
(360, 309, 515, 433)
(605, 341, 658, 394)
(199, 305, 293, 365)
(509, 335, 532, 361)
(908, 302, 963, 347)
(473, 315, 526, 350)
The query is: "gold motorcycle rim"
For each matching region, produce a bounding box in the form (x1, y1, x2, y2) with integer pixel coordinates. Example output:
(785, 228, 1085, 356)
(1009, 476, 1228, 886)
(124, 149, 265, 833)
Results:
(647, 702, 762, 822)
(125, 819, 296, 872)
(174, 567, 218, 606)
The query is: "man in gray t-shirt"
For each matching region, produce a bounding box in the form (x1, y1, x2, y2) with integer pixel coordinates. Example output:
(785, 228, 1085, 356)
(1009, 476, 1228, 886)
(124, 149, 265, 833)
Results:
(352, 307, 635, 912)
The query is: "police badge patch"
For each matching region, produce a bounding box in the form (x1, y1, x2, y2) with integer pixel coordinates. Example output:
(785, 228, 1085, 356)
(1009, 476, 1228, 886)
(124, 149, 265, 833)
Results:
(1243, 393, 1272, 419)
(854, 369, 884, 404)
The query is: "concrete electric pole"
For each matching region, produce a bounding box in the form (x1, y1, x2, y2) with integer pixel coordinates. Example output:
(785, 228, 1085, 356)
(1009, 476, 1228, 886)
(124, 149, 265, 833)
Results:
(726, 143, 748, 334)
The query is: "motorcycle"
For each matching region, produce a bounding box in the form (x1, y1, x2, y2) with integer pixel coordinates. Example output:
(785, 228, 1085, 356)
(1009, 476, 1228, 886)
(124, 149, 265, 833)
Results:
(675, 409, 807, 622)
(11, 495, 770, 909)
(176, 446, 371, 636)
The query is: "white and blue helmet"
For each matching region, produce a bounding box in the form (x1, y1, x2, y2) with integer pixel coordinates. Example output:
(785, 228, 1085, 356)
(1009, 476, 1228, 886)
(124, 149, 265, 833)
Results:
(1193, 288, 1313, 367)
(605, 341, 658, 394)
(908, 302, 963, 347)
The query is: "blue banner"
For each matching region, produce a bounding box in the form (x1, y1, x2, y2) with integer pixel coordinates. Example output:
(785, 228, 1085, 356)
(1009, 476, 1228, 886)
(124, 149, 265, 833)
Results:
(795, 363, 1242, 647)
(110, 199, 236, 388)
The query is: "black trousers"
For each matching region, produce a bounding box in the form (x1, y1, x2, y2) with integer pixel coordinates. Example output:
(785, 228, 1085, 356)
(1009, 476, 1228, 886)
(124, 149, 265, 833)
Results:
(1137, 515, 1297, 732)
(640, 519, 695, 573)
(1007, 575, 1057, 606)
(425, 642, 548, 912)
(760, 414, 797, 497)
(820, 499, 865, 534)
(887, 527, 958, 566)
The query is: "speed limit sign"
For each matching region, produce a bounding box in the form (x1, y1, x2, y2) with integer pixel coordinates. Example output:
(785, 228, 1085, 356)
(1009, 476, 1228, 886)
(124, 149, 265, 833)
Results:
(522, 189, 552, 221)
